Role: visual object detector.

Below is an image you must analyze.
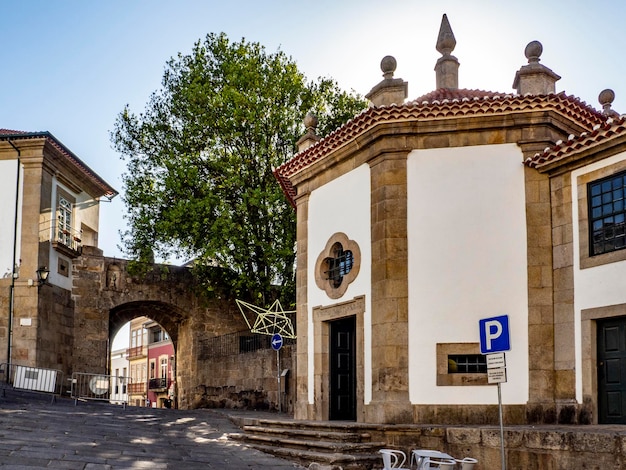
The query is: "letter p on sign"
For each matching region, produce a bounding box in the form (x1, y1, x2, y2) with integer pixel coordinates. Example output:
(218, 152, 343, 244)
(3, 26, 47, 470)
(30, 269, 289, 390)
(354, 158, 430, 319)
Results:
(479, 315, 511, 354)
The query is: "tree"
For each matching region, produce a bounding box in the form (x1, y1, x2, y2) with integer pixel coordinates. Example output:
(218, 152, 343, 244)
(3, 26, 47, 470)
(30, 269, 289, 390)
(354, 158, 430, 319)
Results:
(111, 32, 367, 305)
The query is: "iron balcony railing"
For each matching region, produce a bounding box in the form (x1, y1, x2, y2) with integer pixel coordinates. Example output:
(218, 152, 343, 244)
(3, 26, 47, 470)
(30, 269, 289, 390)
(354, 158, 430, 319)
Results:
(148, 377, 169, 391)
(52, 224, 82, 255)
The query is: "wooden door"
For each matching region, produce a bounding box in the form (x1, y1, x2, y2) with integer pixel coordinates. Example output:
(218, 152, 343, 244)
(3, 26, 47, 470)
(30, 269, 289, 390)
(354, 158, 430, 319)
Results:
(598, 317, 626, 424)
(329, 316, 356, 421)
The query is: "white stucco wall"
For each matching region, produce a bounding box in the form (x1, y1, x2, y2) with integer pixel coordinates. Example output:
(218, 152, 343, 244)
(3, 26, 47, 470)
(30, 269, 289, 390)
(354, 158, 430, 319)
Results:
(307, 163, 372, 403)
(0, 159, 22, 278)
(407, 143, 529, 404)
(572, 151, 626, 402)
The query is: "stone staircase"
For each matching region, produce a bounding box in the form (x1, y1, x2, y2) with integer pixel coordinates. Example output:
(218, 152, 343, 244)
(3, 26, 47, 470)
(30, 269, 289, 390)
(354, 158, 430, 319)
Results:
(228, 416, 385, 469)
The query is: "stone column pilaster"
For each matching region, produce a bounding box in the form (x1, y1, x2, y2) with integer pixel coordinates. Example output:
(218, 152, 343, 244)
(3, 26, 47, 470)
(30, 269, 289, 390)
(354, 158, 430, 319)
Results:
(365, 151, 412, 424)
(293, 192, 311, 420)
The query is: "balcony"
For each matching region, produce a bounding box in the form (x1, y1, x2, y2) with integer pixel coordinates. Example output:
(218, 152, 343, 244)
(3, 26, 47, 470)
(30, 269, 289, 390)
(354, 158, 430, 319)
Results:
(127, 346, 147, 359)
(128, 382, 146, 394)
(149, 378, 169, 391)
(52, 225, 82, 258)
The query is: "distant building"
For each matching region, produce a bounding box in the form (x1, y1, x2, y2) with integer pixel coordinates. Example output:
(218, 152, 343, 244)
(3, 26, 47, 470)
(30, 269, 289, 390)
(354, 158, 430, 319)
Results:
(146, 320, 175, 408)
(127, 316, 175, 408)
(127, 317, 148, 407)
(110, 348, 129, 405)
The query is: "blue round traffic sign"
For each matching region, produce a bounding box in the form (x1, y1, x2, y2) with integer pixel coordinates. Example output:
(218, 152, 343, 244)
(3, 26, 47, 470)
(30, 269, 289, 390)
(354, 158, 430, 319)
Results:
(271, 333, 283, 351)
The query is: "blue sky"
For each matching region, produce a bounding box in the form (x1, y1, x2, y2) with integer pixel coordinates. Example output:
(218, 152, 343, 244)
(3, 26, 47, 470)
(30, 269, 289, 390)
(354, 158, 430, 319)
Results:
(3, 0, 626, 262)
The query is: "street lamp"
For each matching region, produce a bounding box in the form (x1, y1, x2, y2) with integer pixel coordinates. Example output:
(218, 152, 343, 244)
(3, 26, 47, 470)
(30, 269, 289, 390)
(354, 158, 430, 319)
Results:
(36, 267, 50, 287)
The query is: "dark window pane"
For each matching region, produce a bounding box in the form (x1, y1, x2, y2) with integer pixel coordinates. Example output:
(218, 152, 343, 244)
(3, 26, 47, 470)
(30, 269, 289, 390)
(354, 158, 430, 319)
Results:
(448, 354, 487, 374)
(589, 171, 626, 255)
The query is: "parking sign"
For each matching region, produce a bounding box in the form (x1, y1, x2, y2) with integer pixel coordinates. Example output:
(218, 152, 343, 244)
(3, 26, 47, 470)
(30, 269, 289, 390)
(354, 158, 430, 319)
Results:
(479, 315, 510, 354)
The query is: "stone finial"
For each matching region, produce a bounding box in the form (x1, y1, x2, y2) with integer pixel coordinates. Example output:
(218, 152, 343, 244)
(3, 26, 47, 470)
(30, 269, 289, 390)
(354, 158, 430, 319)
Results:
(525, 40, 543, 63)
(436, 13, 456, 55)
(365, 55, 408, 107)
(381, 55, 397, 79)
(434, 14, 459, 90)
(512, 40, 561, 95)
(296, 112, 321, 152)
(599, 89, 619, 117)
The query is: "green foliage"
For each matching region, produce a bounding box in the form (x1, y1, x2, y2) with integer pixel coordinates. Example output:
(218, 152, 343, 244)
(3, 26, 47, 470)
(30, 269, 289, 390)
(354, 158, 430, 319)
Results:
(111, 32, 367, 305)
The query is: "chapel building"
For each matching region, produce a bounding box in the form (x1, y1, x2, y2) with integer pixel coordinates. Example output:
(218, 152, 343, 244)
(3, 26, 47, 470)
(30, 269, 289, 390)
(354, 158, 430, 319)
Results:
(275, 15, 626, 425)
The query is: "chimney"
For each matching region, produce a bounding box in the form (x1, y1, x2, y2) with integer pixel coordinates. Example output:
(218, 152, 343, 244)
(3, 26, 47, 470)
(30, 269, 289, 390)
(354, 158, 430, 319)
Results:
(434, 14, 459, 89)
(513, 41, 561, 95)
(365, 55, 408, 107)
(297, 112, 321, 152)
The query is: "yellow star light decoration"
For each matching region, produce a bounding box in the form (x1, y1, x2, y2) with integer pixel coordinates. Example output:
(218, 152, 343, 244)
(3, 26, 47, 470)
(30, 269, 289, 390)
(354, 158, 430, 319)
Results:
(236, 299, 296, 339)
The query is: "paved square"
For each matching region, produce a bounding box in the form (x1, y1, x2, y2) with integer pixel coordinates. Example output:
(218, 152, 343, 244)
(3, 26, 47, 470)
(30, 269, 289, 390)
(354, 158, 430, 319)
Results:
(0, 391, 304, 469)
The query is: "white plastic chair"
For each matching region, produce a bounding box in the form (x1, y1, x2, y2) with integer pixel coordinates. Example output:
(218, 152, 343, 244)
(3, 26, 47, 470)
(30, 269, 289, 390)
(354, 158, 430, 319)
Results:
(411, 450, 455, 469)
(423, 458, 457, 469)
(455, 457, 478, 470)
(379, 449, 410, 470)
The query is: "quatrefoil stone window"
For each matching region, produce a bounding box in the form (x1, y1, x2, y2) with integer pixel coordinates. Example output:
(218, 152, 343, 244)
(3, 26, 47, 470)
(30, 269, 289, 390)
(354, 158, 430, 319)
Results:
(314, 233, 361, 299)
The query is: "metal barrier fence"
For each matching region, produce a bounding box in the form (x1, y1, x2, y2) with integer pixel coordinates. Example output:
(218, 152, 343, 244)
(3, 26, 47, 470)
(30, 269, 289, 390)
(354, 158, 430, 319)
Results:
(70, 372, 131, 407)
(199, 329, 296, 358)
(0, 362, 63, 403)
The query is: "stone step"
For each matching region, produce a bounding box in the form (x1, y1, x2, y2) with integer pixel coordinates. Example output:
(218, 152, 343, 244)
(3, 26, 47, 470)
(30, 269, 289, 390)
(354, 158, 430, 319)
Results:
(246, 443, 382, 470)
(234, 431, 384, 453)
(241, 424, 373, 443)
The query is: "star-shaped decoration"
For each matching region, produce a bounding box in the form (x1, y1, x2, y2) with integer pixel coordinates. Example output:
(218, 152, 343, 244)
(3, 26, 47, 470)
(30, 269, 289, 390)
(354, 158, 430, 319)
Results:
(236, 299, 296, 339)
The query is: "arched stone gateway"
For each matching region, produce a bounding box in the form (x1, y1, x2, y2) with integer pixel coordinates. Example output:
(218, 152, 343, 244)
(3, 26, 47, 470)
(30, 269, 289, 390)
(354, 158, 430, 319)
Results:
(72, 247, 250, 409)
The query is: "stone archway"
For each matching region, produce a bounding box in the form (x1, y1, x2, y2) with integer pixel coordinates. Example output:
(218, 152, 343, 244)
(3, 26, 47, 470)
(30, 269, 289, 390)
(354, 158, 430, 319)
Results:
(71, 247, 247, 409)
(109, 301, 184, 351)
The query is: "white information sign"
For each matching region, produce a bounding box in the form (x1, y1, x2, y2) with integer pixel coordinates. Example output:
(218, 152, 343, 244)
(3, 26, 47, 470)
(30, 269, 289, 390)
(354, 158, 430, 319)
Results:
(486, 352, 506, 369)
(488, 367, 507, 384)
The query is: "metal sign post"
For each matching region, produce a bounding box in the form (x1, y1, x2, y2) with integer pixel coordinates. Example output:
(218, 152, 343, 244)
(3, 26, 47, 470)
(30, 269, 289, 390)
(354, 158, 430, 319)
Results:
(271, 333, 283, 412)
(480, 316, 511, 470)
(487, 352, 507, 470)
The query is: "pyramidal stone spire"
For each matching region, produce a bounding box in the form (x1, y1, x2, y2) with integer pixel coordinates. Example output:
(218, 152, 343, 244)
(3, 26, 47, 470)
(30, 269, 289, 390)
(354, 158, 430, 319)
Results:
(434, 14, 459, 90)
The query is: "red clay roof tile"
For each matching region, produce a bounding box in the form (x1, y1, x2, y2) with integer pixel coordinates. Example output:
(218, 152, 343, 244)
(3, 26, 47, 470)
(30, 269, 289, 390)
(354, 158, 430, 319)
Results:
(275, 90, 605, 207)
(524, 115, 626, 170)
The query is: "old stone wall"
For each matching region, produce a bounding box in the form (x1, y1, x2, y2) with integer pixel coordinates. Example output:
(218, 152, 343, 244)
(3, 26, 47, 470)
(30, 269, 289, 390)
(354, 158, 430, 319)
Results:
(370, 424, 626, 469)
(191, 342, 295, 413)
(71, 247, 250, 409)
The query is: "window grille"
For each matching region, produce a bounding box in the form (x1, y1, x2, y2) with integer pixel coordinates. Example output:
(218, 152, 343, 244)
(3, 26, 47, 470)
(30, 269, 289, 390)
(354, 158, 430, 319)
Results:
(325, 245, 353, 288)
(448, 354, 487, 374)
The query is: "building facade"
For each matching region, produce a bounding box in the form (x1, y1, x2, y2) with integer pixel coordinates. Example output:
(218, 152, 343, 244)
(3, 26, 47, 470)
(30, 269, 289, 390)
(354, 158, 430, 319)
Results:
(146, 319, 175, 408)
(0, 130, 116, 375)
(275, 16, 626, 425)
(110, 347, 129, 404)
(127, 316, 175, 408)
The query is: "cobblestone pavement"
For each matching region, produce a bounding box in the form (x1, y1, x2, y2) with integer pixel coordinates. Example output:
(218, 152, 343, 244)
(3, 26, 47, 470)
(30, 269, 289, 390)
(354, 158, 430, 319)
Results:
(0, 391, 305, 469)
